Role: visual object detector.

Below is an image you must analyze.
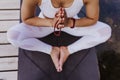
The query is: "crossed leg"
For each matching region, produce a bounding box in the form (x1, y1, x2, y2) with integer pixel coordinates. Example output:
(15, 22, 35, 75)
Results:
(62, 21, 112, 54)
(7, 23, 54, 54)
(7, 21, 112, 54)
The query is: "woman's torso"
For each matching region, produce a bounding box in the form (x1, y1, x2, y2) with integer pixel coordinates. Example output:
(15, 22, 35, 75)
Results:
(38, 0, 84, 18)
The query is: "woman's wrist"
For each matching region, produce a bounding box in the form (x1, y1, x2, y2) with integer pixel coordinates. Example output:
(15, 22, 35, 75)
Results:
(42, 18, 53, 27)
(47, 18, 54, 27)
(67, 18, 76, 28)
(70, 18, 75, 28)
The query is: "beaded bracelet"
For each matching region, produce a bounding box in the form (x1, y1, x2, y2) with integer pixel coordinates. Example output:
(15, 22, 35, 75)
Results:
(70, 18, 76, 28)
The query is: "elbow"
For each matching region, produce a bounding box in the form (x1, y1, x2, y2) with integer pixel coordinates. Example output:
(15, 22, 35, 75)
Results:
(87, 16, 98, 25)
(92, 16, 99, 25)
(92, 19, 98, 25)
(87, 19, 98, 26)
(21, 17, 33, 26)
(21, 16, 38, 26)
(21, 18, 29, 24)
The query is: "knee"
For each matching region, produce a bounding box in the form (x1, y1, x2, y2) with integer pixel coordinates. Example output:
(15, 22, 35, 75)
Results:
(7, 23, 26, 40)
(7, 25, 22, 46)
(7, 29, 20, 41)
(96, 23, 112, 42)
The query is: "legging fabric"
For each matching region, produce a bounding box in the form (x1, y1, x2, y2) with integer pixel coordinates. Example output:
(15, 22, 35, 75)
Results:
(7, 19, 111, 54)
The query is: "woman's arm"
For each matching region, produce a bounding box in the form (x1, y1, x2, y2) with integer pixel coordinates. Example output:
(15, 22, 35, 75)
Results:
(21, 0, 53, 27)
(68, 0, 99, 27)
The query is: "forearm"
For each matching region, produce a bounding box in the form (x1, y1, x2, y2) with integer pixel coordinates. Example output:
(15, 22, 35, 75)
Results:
(75, 17, 98, 27)
(68, 17, 98, 27)
(22, 16, 53, 27)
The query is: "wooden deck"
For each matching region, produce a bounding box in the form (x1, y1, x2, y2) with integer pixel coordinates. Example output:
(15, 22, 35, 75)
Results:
(0, 0, 20, 80)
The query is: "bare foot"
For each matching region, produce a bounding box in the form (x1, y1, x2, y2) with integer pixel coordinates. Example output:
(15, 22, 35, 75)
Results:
(59, 46, 70, 72)
(50, 46, 60, 72)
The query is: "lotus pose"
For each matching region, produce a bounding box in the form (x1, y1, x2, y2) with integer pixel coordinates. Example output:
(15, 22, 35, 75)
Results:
(7, 0, 112, 72)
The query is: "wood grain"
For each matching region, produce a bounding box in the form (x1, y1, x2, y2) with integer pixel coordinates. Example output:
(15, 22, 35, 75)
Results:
(0, 71, 17, 80)
(0, 33, 9, 44)
(0, 45, 18, 57)
(0, 0, 20, 79)
(0, 0, 20, 9)
(0, 21, 19, 32)
(0, 10, 20, 20)
(0, 57, 18, 71)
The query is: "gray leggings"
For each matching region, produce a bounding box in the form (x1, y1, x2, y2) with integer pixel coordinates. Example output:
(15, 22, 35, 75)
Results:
(18, 47, 100, 80)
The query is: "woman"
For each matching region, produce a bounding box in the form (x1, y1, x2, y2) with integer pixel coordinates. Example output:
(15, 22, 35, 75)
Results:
(7, 0, 111, 72)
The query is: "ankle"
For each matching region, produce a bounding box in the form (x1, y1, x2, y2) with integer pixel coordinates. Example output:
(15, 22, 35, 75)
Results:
(60, 46, 68, 49)
(52, 46, 59, 50)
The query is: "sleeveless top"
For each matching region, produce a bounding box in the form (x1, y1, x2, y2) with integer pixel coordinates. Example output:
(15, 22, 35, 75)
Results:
(38, 0, 84, 18)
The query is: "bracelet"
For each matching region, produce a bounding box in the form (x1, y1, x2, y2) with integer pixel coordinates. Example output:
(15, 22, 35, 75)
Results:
(70, 18, 76, 28)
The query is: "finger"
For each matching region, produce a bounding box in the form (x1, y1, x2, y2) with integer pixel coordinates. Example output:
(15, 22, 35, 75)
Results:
(55, 18, 63, 27)
(57, 8, 62, 17)
(61, 13, 64, 18)
(61, 8, 65, 14)
(62, 9, 67, 18)
(55, 9, 62, 18)
(59, 18, 65, 26)
(57, 12, 61, 17)
(59, 7, 62, 12)
(58, 8, 64, 17)
(55, 12, 59, 18)
(57, 24, 64, 29)
(53, 20, 58, 28)
(61, 9, 65, 17)
(53, 16, 60, 27)
(62, 8, 66, 14)
(61, 18, 65, 23)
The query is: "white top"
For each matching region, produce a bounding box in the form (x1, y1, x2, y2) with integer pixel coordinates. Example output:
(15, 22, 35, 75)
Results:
(39, 0, 84, 18)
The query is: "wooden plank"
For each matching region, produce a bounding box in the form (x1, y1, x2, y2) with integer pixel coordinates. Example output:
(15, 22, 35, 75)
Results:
(0, 21, 19, 31)
(0, 0, 20, 9)
(0, 10, 20, 20)
(0, 33, 9, 44)
(0, 45, 18, 57)
(0, 57, 18, 71)
(0, 71, 17, 80)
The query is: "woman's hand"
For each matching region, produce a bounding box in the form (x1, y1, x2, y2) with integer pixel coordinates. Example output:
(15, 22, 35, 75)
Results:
(54, 8, 73, 28)
(59, 8, 69, 27)
(52, 8, 65, 29)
